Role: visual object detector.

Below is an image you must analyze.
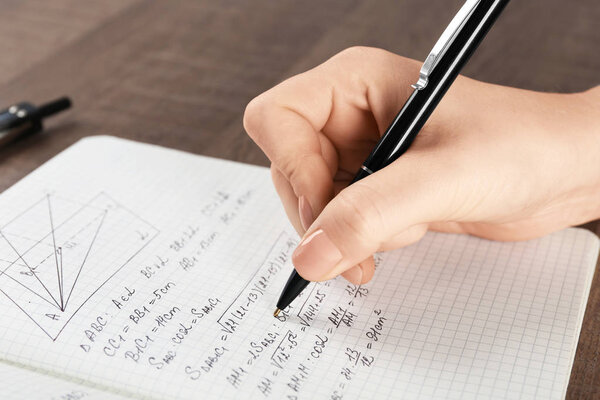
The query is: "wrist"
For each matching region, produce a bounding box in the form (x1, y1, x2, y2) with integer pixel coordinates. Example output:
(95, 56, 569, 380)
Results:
(578, 87, 600, 223)
(552, 87, 600, 226)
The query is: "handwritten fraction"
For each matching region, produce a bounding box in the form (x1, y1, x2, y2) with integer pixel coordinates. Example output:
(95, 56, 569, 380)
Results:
(0, 192, 159, 340)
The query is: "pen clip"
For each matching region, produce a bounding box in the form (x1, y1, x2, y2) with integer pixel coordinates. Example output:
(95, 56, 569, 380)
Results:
(412, 0, 481, 90)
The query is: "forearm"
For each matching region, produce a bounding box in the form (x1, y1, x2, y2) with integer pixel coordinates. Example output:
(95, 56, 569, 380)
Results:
(425, 78, 600, 237)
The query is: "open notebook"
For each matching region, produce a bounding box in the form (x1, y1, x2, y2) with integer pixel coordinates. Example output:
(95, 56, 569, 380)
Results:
(0, 136, 597, 400)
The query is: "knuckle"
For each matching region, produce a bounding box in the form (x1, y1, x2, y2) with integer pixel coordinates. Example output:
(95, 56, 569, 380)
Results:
(329, 47, 393, 89)
(333, 46, 390, 66)
(286, 153, 311, 177)
(270, 164, 284, 185)
(275, 154, 297, 181)
(243, 95, 268, 140)
(332, 184, 385, 244)
(276, 153, 315, 193)
(335, 46, 375, 61)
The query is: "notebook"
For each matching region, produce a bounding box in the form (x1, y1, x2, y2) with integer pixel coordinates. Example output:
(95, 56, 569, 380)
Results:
(0, 136, 597, 400)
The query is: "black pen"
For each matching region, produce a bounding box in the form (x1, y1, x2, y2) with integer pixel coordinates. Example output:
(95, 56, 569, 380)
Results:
(274, 0, 511, 317)
(0, 97, 72, 149)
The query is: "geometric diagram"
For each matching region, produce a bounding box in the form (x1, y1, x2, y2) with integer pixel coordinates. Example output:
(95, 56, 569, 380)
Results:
(0, 192, 159, 341)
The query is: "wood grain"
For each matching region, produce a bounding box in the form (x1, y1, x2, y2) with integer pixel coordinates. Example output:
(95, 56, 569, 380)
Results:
(0, 0, 598, 398)
(0, 0, 140, 86)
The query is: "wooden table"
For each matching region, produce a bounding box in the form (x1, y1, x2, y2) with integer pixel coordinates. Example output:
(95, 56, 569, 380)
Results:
(0, 1, 598, 397)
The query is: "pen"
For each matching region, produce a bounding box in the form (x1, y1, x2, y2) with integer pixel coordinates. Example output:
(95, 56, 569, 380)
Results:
(0, 97, 72, 149)
(274, 0, 510, 317)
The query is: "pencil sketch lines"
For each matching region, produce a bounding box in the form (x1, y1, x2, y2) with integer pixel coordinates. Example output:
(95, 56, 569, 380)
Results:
(0, 192, 159, 340)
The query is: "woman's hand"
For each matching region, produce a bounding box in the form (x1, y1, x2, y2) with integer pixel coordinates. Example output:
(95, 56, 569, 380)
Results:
(243, 46, 600, 285)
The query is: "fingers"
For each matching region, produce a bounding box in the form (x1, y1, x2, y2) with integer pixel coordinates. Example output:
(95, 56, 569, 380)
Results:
(271, 165, 305, 235)
(341, 257, 376, 285)
(292, 152, 451, 282)
(271, 163, 319, 237)
(244, 47, 432, 285)
(244, 47, 421, 224)
(341, 225, 427, 285)
(341, 224, 428, 285)
(244, 76, 336, 223)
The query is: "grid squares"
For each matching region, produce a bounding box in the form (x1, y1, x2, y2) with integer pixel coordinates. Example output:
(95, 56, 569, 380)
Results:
(0, 137, 596, 400)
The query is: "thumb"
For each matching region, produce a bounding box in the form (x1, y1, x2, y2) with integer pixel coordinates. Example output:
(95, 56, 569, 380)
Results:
(292, 153, 449, 281)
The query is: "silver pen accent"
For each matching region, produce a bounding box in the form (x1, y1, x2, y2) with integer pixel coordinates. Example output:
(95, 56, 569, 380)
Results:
(412, 0, 481, 91)
(361, 165, 374, 174)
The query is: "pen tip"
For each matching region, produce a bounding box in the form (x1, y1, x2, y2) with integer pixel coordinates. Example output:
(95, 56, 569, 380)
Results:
(273, 308, 281, 317)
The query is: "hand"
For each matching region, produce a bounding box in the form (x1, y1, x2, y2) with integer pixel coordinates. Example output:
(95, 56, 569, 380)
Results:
(243, 46, 600, 285)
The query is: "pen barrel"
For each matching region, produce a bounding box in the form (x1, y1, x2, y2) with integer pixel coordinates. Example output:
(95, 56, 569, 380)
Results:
(0, 97, 71, 148)
(36, 97, 72, 119)
(276, 0, 510, 313)
(276, 271, 310, 310)
(360, 0, 510, 176)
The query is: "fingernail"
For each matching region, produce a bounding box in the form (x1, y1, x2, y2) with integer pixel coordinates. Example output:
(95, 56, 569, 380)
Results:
(342, 265, 363, 285)
(298, 196, 314, 232)
(293, 229, 342, 280)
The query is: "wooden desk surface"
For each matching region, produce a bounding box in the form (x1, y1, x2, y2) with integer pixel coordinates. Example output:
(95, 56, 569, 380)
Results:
(0, 0, 598, 397)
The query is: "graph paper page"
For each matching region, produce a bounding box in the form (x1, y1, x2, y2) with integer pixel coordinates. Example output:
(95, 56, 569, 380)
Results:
(0, 362, 129, 400)
(0, 136, 597, 400)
